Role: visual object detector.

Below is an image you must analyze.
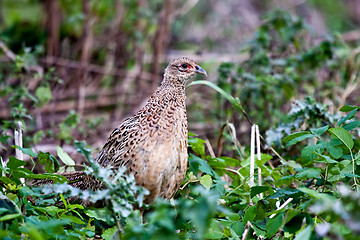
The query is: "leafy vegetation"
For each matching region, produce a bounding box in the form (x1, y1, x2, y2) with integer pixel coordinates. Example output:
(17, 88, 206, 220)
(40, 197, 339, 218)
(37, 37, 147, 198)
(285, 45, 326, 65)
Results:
(1, 6, 360, 240)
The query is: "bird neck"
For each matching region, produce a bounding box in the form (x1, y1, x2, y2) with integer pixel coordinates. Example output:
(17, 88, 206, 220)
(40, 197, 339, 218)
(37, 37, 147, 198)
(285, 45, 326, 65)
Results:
(160, 73, 188, 90)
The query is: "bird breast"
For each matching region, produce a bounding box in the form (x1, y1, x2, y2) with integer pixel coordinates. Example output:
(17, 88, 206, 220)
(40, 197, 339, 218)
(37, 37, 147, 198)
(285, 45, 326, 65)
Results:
(128, 90, 188, 202)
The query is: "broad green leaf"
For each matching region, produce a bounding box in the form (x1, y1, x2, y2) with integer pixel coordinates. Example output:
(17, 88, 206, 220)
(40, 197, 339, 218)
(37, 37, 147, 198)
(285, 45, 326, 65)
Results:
(227, 213, 240, 221)
(301, 143, 326, 163)
(296, 168, 321, 179)
(267, 213, 283, 238)
(38, 151, 60, 173)
(102, 226, 119, 240)
(7, 156, 26, 170)
(35, 85, 52, 107)
(189, 154, 220, 180)
(188, 137, 206, 158)
(205, 219, 224, 239)
(243, 205, 256, 223)
(294, 226, 312, 240)
(13, 146, 37, 157)
(339, 105, 359, 112)
(251, 186, 270, 198)
(310, 125, 328, 136)
(328, 127, 354, 150)
(13, 168, 34, 179)
(57, 146, 75, 166)
(326, 145, 343, 159)
(298, 188, 334, 201)
(27, 173, 67, 183)
(85, 209, 109, 222)
(314, 151, 338, 164)
(254, 200, 266, 221)
(282, 132, 314, 147)
(200, 175, 212, 190)
(61, 214, 85, 224)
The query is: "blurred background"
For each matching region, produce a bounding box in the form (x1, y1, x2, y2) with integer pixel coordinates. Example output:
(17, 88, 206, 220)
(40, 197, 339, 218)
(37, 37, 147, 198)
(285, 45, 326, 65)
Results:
(1, 0, 360, 163)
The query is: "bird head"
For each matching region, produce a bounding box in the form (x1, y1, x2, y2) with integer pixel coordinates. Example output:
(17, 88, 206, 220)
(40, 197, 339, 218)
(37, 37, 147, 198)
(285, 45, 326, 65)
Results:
(163, 57, 207, 87)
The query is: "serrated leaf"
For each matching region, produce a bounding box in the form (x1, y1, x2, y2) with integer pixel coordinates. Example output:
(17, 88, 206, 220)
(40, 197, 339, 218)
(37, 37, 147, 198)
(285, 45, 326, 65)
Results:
(310, 125, 328, 136)
(200, 175, 212, 190)
(282, 132, 314, 147)
(328, 127, 354, 150)
(57, 146, 75, 166)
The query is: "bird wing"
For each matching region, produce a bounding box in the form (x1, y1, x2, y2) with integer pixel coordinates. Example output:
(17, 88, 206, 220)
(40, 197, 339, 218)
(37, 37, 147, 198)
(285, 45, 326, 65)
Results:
(95, 116, 142, 168)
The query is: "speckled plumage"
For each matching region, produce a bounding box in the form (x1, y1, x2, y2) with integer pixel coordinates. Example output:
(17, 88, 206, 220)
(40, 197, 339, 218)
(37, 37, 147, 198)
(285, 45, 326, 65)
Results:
(38, 57, 207, 204)
(94, 57, 206, 202)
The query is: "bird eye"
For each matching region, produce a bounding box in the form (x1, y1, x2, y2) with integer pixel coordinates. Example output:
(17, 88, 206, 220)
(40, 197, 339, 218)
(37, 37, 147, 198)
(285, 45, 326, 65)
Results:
(181, 64, 188, 68)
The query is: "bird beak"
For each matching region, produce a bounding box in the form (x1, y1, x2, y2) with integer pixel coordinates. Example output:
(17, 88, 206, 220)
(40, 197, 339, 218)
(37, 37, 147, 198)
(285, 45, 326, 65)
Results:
(194, 65, 207, 77)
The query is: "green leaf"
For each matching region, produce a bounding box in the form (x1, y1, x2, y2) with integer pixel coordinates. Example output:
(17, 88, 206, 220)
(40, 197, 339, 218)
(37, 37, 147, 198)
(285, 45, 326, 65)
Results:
(310, 125, 328, 136)
(200, 175, 212, 190)
(28, 173, 67, 183)
(282, 132, 314, 147)
(57, 146, 75, 166)
(188, 80, 243, 111)
(339, 105, 359, 112)
(343, 121, 360, 131)
(254, 200, 266, 221)
(294, 226, 312, 240)
(326, 145, 343, 159)
(7, 156, 26, 170)
(314, 151, 338, 164)
(13, 146, 37, 157)
(74, 140, 92, 161)
(328, 127, 354, 150)
(188, 137, 206, 158)
(38, 151, 60, 173)
(189, 154, 220, 180)
(250, 186, 270, 198)
(301, 143, 325, 163)
(298, 188, 334, 201)
(0, 213, 22, 222)
(338, 109, 358, 126)
(35, 85, 52, 107)
(296, 168, 321, 179)
(243, 205, 256, 223)
(267, 213, 283, 238)
(61, 214, 85, 224)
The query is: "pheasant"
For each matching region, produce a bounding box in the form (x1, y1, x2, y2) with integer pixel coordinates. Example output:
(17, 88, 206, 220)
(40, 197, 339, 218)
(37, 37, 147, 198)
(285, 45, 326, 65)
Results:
(45, 57, 207, 204)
